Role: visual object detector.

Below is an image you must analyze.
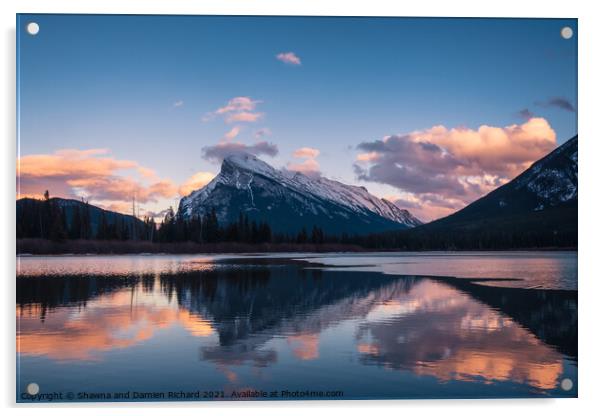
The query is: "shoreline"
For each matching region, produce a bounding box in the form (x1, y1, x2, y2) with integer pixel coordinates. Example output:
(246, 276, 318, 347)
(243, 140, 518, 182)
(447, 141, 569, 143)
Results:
(16, 238, 577, 256)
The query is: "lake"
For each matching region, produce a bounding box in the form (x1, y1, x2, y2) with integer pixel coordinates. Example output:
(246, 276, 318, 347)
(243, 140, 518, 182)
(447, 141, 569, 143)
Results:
(16, 252, 577, 401)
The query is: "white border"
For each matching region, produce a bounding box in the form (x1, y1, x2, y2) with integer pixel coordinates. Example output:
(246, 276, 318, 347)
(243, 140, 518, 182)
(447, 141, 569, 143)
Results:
(2, 1, 601, 415)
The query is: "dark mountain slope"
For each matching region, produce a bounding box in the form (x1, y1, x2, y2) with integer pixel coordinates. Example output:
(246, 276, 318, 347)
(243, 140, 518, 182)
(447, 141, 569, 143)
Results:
(178, 153, 422, 235)
(17, 197, 146, 239)
(385, 136, 577, 249)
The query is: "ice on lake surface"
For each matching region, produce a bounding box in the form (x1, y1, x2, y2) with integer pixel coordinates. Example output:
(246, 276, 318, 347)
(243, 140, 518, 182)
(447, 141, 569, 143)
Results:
(295, 251, 577, 290)
(16, 252, 577, 401)
(17, 251, 577, 289)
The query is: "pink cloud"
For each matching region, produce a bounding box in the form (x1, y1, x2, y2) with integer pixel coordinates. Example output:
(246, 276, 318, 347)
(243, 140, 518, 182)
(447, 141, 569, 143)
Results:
(388, 194, 466, 222)
(215, 96, 261, 114)
(293, 147, 320, 159)
(137, 166, 158, 180)
(287, 147, 321, 177)
(17, 148, 178, 206)
(411, 117, 557, 178)
(223, 126, 241, 141)
(100, 201, 134, 215)
(287, 159, 321, 177)
(205, 96, 264, 124)
(178, 171, 216, 197)
(276, 52, 302, 66)
(225, 111, 263, 123)
(356, 152, 380, 162)
(19, 148, 134, 178)
(355, 117, 558, 220)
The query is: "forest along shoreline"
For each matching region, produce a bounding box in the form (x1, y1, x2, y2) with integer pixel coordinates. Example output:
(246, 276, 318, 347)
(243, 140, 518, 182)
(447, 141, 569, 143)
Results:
(16, 238, 577, 255)
(16, 238, 365, 255)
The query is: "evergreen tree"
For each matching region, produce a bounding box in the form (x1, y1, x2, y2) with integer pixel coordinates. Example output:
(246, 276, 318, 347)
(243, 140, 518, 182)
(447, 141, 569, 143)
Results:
(97, 212, 108, 240)
(200, 209, 219, 243)
(296, 227, 308, 244)
(48, 203, 67, 242)
(81, 200, 92, 239)
(69, 205, 82, 239)
(311, 225, 324, 244)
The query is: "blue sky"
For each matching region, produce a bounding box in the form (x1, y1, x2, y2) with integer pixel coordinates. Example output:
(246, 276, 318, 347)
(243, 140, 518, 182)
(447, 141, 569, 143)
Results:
(17, 15, 577, 220)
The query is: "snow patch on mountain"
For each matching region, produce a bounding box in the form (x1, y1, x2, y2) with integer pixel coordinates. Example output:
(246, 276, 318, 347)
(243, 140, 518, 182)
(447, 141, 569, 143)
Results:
(179, 153, 421, 232)
(512, 135, 577, 209)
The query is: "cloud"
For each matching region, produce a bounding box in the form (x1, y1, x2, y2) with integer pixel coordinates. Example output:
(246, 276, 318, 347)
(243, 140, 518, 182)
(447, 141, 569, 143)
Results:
(202, 141, 279, 163)
(276, 52, 301, 65)
(99, 201, 171, 220)
(178, 171, 216, 197)
(223, 126, 241, 141)
(536, 97, 576, 112)
(205, 96, 264, 124)
(516, 108, 534, 120)
(293, 147, 320, 159)
(355, 117, 557, 221)
(254, 128, 272, 139)
(286, 159, 321, 178)
(137, 166, 158, 180)
(60, 177, 176, 205)
(287, 147, 321, 177)
(99, 201, 133, 215)
(388, 194, 466, 222)
(216, 97, 260, 114)
(17, 148, 178, 207)
(142, 208, 173, 222)
(225, 111, 263, 123)
(173, 100, 184, 107)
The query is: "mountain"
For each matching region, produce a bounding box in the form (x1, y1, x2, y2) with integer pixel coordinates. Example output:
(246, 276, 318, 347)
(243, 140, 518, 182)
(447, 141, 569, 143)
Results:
(405, 135, 578, 248)
(17, 197, 146, 239)
(178, 153, 422, 235)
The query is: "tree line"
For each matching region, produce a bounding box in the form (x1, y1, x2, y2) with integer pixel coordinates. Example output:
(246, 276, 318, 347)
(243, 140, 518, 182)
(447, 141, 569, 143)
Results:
(17, 191, 576, 250)
(17, 191, 156, 242)
(16, 191, 331, 245)
(154, 207, 331, 245)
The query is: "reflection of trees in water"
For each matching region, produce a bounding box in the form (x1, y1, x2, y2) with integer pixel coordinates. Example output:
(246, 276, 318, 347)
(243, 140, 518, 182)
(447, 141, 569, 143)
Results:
(195, 269, 419, 367)
(17, 275, 143, 321)
(160, 263, 412, 348)
(141, 275, 155, 293)
(160, 265, 271, 304)
(17, 259, 576, 366)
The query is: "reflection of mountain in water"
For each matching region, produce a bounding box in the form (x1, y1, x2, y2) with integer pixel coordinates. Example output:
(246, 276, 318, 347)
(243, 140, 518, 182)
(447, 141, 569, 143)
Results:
(17, 258, 576, 367)
(434, 277, 577, 359)
(159, 260, 415, 350)
(354, 278, 571, 391)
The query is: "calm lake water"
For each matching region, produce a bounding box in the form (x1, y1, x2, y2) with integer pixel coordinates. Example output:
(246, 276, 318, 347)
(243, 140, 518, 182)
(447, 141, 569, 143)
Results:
(16, 252, 577, 401)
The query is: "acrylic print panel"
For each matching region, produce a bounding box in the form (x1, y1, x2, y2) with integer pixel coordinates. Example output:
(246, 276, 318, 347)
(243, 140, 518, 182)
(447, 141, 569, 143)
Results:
(16, 14, 577, 402)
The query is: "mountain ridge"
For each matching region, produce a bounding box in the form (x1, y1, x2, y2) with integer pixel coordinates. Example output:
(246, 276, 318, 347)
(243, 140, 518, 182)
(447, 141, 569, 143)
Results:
(17, 197, 146, 239)
(425, 135, 577, 228)
(395, 135, 578, 249)
(178, 153, 422, 235)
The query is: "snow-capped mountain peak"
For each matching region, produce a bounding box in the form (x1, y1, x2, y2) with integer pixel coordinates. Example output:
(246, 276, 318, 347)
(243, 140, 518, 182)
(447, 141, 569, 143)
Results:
(178, 153, 421, 234)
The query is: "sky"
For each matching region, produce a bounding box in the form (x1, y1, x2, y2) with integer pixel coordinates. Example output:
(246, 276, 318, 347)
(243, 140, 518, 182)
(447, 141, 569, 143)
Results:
(17, 15, 577, 221)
